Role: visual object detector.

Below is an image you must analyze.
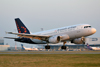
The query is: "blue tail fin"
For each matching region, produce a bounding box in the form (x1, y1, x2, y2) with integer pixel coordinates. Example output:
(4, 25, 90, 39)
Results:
(15, 18, 30, 34)
(21, 44, 25, 50)
(87, 43, 92, 50)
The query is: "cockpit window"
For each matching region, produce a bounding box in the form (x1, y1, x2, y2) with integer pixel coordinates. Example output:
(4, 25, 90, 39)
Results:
(84, 26, 91, 28)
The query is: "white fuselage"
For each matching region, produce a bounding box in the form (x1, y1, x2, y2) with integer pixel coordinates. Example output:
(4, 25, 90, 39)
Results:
(23, 47, 38, 51)
(91, 47, 100, 51)
(31, 24, 96, 44)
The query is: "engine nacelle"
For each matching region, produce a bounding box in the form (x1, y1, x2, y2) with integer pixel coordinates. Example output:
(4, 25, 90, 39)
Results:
(48, 36, 60, 43)
(71, 37, 85, 44)
(60, 34, 69, 40)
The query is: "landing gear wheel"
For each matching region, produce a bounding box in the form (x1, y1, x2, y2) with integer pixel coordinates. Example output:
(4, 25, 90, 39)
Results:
(83, 41, 85, 44)
(45, 45, 50, 49)
(61, 46, 66, 50)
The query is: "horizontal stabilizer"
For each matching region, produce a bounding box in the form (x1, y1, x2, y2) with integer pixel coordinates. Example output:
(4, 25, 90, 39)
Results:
(4, 37, 21, 39)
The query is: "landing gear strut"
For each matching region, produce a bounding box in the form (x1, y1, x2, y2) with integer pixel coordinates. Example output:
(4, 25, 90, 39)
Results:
(45, 43, 50, 49)
(61, 42, 66, 50)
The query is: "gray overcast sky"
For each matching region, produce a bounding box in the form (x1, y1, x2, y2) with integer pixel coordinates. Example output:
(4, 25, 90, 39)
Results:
(0, 0, 100, 47)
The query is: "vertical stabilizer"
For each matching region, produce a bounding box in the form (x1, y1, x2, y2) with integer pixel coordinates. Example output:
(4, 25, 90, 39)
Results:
(21, 44, 25, 50)
(87, 43, 92, 50)
(15, 18, 30, 34)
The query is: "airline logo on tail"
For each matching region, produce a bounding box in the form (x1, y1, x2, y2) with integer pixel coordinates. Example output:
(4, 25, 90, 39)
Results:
(15, 18, 30, 34)
(21, 26, 27, 33)
(16, 22, 27, 33)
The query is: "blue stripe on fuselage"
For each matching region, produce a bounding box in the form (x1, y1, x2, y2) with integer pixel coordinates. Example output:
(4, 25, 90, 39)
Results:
(15, 38, 37, 44)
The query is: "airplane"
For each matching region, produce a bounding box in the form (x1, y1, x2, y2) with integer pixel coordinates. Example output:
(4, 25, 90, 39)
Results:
(21, 44, 38, 51)
(87, 43, 100, 51)
(5, 18, 96, 49)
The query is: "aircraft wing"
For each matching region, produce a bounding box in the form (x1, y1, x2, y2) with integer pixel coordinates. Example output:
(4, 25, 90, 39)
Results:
(6, 32, 51, 39)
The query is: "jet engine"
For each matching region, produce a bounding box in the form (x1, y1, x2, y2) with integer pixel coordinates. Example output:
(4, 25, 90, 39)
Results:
(48, 36, 60, 43)
(71, 37, 85, 44)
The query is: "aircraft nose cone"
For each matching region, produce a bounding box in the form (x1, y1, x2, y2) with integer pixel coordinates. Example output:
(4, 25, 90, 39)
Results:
(91, 28, 96, 34)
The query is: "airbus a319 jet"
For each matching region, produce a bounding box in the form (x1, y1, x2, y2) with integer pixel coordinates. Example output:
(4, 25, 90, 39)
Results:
(21, 44, 38, 51)
(5, 18, 96, 49)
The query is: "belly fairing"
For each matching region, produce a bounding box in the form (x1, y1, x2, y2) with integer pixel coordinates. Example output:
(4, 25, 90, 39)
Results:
(31, 39, 47, 44)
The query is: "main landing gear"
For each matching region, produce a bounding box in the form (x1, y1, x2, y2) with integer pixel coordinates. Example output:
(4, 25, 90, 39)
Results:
(45, 45, 50, 49)
(61, 42, 66, 50)
(45, 42, 67, 50)
(45, 43, 50, 49)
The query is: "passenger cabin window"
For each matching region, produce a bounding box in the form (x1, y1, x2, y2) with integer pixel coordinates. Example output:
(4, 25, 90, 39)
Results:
(84, 26, 91, 28)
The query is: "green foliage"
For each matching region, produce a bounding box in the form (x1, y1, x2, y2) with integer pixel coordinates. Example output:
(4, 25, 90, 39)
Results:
(0, 54, 100, 67)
